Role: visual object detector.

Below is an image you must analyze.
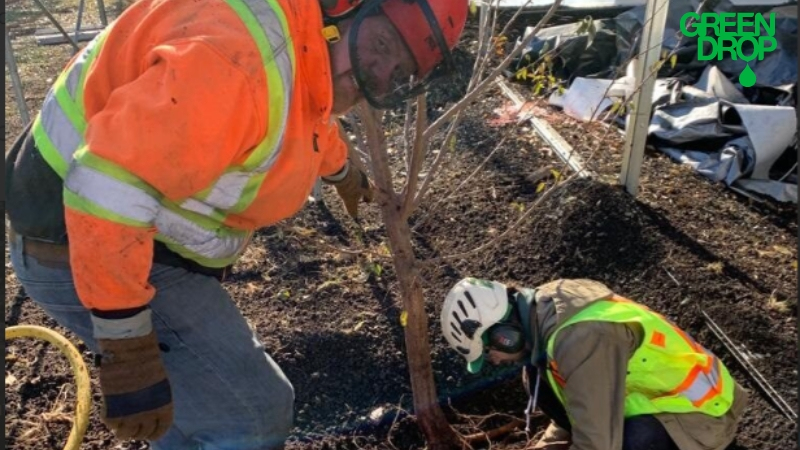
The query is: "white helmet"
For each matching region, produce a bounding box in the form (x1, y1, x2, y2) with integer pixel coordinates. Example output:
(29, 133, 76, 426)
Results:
(441, 277, 510, 374)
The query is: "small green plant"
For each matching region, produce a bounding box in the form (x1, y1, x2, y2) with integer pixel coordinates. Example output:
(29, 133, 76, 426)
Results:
(514, 51, 565, 97)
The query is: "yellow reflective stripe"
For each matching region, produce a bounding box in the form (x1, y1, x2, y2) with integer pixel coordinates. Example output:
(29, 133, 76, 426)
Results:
(52, 70, 87, 135)
(64, 190, 151, 228)
(229, 172, 266, 214)
(196, 0, 294, 215)
(225, 0, 294, 171)
(180, 198, 228, 223)
(156, 235, 244, 268)
(192, 171, 251, 211)
(74, 31, 109, 118)
(74, 148, 162, 197)
(32, 112, 73, 178)
(65, 164, 160, 224)
(31, 33, 108, 178)
(154, 208, 249, 262)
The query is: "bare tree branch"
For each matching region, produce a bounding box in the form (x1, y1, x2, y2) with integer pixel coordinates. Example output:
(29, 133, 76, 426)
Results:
(411, 0, 564, 211)
(413, 137, 508, 231)
(425, 176, 577, 265)
(402, 95, 428, 218)
(423, 0, 564, 142)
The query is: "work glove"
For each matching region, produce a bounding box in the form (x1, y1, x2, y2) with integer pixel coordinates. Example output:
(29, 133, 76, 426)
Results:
(92, 308, 173, 441)
(323, 162, 374, 219)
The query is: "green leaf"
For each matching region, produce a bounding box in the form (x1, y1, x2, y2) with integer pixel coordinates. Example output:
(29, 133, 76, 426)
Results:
(533, 82, 543, 96)
(469, 0, 478, 15)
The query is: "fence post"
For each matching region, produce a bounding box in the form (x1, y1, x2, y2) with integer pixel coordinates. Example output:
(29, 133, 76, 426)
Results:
(5, 28, 31, 125)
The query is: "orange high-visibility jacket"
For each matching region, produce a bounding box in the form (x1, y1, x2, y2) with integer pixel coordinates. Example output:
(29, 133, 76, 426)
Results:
(35, 0, 347, 311)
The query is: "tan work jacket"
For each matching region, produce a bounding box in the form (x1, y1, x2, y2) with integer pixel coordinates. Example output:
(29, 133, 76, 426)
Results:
(525, 279, 749, 450)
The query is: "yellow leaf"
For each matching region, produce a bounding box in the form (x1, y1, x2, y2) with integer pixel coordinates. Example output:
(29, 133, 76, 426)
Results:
(550, 169, 562, 182)
(669, 54, 678, 69)
(773, 245, 792, 256)
(291, 226, 315, 237)
(536, 182, 546, 193)
(400, 311, 408, 327)
(469, 0, 478, 15)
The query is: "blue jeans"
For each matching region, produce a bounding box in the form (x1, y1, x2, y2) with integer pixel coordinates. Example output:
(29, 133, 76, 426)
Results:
(9, 234, 294, 450)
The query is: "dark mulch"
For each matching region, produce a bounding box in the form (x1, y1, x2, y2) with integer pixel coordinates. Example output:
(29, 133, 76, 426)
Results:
(5, 13, 796, 450)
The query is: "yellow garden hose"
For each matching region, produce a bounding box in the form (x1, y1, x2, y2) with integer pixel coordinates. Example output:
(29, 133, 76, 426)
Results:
(6, 325, 92, 450)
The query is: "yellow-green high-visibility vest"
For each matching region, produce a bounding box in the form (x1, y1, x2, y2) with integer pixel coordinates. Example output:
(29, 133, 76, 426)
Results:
(545, 296, 735, 420)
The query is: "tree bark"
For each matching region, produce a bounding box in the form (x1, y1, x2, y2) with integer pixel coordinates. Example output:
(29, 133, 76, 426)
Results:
(359, 105, 460, 449)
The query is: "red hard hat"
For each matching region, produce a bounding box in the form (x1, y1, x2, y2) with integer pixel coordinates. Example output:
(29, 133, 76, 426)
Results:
(321, 0, 364, 18)
(381, 0, 468, 78)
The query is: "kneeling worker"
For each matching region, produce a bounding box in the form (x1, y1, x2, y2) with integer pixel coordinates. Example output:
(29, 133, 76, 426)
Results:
(441, 278, 748, 450)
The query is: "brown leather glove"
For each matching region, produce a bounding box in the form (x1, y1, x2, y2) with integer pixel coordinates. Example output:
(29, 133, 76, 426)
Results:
(94, 321, 173, 441)
(326, 164, 374, 219)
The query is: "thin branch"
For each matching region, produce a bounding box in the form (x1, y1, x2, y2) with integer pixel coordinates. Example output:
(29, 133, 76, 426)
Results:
(497, 0, 534, 43)
(425, 176, 577, 265)
(412, 1, 563, 213)
(357, 103, 401, 204)
(403, 100, 416, 175)
(402, 94, 428, 218)
(463, 418, 525, 444)
(413, 137, 508, 231)
(412, 117, 460, 209)
(423, 0, 564, 142)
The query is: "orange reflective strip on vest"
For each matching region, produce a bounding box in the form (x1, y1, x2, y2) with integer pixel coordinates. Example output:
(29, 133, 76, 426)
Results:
(549, 360, 567, 387)
(650, 330, 666, 347)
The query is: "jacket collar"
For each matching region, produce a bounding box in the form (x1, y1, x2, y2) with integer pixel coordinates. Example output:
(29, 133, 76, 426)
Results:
(514, 288, 547, 366)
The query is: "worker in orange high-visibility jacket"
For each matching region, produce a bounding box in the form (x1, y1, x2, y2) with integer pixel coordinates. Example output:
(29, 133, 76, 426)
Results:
(441, 278, 750, 450)
(5, 0, 468, 447)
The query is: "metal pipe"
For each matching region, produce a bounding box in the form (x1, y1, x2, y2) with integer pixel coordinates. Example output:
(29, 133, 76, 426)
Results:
(5, 29, 31, 125)
(96, 0, 109, 26)
(31, 0, 80, 52)
(701, 310, 797, 421)
(75, 0, 86, 47)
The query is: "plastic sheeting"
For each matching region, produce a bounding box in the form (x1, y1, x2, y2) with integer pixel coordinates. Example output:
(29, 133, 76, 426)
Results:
(516, 0, 798, 91)
(513, 1, 797, 202)
(649, 66, 797, 202)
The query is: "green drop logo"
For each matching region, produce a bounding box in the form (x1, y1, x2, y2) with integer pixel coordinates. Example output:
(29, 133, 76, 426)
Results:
(739, 64, 756, 88)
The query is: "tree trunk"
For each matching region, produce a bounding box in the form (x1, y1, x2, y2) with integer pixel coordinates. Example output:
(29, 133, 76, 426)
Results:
(358, 104, 460, 448)
(381, 202, 461, 449)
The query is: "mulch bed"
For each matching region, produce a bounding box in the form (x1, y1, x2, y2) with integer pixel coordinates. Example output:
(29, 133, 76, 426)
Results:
(5, 14, 797, 450)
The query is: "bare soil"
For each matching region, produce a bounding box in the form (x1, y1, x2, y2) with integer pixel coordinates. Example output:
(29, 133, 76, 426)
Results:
(5, 10, 797, 450)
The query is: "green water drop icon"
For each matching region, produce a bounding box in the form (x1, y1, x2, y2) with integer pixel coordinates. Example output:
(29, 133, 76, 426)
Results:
(739, 64, 756, 88)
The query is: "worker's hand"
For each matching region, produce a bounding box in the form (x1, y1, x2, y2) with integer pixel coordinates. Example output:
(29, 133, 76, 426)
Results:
(93, 310, 173, 441)
(327, 164, 374, 219)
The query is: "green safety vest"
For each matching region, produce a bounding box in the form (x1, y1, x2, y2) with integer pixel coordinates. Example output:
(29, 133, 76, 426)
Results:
(545, 297, 735, 420)
(30, 0, 295, 268)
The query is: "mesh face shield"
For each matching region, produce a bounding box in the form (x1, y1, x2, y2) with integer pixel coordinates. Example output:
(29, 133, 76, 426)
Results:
(347, 0, 456, 109)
